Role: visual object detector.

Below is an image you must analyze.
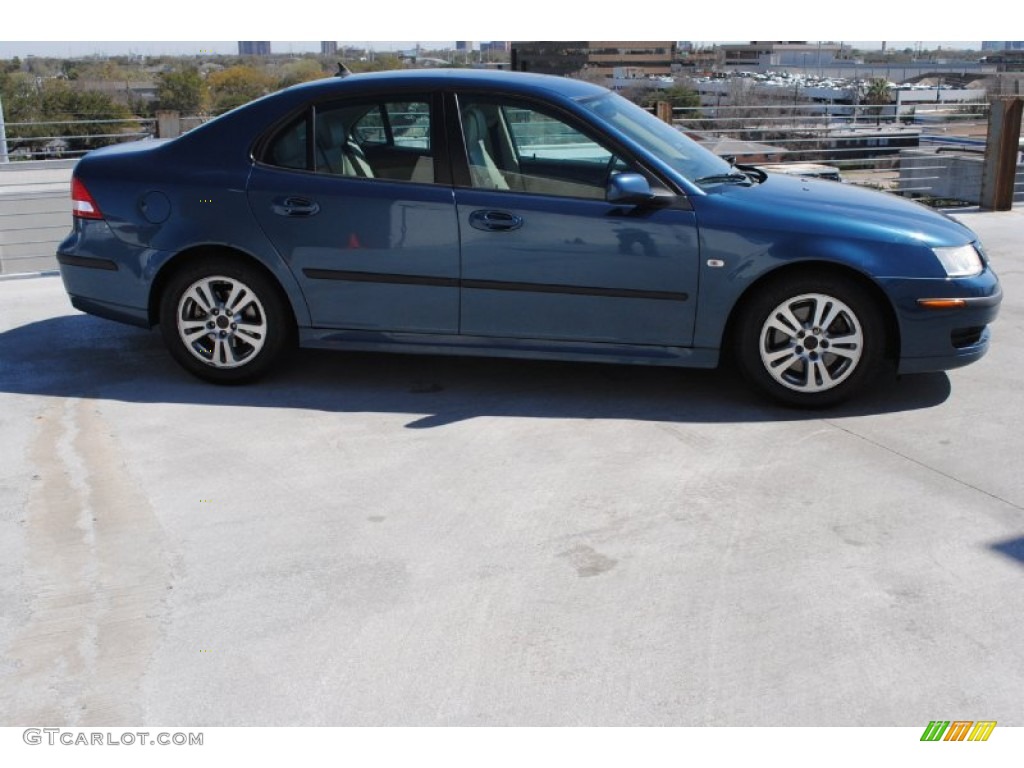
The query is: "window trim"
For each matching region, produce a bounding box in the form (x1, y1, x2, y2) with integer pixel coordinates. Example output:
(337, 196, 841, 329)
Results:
(251, 89, 450, 187)
(446, 90, 684, 203)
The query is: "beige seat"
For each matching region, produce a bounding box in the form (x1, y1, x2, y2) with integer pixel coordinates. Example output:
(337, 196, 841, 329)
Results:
(409, 155, 434, 183)
(461, 106, 510, 190)
(316, 115, 374, 178)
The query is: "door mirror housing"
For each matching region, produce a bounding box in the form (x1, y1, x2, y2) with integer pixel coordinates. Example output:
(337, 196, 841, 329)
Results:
(606, 172, 657, 205)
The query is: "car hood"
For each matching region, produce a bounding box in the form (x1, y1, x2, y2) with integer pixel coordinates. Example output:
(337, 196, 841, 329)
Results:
(696, 172, 977, 249)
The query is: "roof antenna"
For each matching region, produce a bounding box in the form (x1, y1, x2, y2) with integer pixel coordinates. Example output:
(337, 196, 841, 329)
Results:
(336, 62, 352, 78)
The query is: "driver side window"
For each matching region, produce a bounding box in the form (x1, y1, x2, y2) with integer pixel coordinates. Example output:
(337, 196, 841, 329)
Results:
(458, 97, 629, 199)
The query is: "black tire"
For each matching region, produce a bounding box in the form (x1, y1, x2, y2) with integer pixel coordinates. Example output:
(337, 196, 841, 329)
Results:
(734, 272, 886, 407)
(158, 257, 294, 384)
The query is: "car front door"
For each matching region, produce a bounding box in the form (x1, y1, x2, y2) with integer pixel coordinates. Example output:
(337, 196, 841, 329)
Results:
(451, 93, 700, 347)
(247, 93, 460, 333)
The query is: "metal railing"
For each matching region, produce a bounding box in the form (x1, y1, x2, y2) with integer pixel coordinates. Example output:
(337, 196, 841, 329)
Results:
(0, 113, 156, 272)
(0, 159, 76, 275)
(1, 116, 158, 161)
(0, 115, 211, 275)
(670, 101, 1021, 205)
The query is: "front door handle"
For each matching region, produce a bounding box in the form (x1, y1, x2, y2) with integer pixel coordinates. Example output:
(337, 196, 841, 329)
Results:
(469, 209, 523, 232)
(272, 196, 321, 217)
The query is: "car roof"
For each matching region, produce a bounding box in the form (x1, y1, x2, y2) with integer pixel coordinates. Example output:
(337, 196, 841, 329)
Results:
(282, 68, 609, 101)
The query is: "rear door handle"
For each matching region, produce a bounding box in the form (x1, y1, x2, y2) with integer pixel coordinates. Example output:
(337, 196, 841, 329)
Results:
(272, 196, 320, 217)
(469, 209, 523, 232)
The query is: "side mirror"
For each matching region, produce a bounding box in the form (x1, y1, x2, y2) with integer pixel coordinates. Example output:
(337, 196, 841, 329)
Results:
(606, 172, 657, 205)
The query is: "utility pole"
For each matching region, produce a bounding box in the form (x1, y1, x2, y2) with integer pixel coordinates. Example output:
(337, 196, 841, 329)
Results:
(0, 93, 9, 163)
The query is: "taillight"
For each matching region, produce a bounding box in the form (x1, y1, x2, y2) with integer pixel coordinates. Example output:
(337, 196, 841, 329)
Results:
(71, 177, 103, 220)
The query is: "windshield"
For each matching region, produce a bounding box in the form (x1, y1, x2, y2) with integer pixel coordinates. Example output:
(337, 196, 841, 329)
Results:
(577, 91, 734, 184)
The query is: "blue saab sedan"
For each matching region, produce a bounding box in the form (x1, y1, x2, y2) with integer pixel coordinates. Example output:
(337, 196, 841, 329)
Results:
(57, 69, 1001, 406)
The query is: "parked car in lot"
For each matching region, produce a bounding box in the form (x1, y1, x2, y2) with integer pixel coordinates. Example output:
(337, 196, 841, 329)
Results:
(757, 163, 843, 182)
(57, 69, 1001, 406)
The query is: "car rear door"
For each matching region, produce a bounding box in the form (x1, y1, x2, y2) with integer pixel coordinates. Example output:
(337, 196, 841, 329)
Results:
(247, 92, 460, 333)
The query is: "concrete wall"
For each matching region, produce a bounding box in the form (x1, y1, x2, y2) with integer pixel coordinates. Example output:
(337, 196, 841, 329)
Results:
(0, 160, 75, 276)
(899, 149, 1024, 204)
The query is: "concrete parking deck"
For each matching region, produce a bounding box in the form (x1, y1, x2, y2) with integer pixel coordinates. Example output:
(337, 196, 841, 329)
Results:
(0, 209, 1022, 726)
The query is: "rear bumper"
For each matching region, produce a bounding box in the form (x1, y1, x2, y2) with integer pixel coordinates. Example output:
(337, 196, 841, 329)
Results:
(57, 220, 154, 327)
(66, 292, 150, 328)
(58, 251, 152, 327)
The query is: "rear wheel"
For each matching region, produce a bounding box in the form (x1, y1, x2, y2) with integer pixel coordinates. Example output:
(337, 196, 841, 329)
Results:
(159, 258, 293, 383)
(735, 273, 886, 407)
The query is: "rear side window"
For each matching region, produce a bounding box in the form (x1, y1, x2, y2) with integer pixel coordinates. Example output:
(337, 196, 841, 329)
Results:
(262, 96, 435, 184)
(266, 115, 308, 170)
(352, 101, 431, 150)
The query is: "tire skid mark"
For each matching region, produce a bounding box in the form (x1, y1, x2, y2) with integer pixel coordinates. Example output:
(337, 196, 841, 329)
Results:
(6, 399, 169, 725)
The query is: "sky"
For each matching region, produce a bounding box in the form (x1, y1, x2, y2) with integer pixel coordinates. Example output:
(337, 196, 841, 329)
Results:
(0, 41, 989, 59)
(0, 0, 1003, 59)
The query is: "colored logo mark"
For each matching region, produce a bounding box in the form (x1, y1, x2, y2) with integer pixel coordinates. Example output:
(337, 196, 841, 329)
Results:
(920, 720, 996, 742)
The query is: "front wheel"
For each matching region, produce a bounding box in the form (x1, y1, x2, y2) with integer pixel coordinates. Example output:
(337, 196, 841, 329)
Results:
(735, 274, 886, 407)
(159, 258, 293, 383)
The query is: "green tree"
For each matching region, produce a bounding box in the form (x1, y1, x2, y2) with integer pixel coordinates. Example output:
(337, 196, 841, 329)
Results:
(1, 76, 134, 157)
(60, 59, 80, 80)
(0, 72, 48, 157)
(863, 78, 891, 126)
(637, 83, 701, 110)
(277, 59, 327, 89)
(156, 66, 207, 113)
(346, 54, 404, 73)
(207, 65, 274, 113)
(75, 59, 133, 82)
(38, 80, 134, 152)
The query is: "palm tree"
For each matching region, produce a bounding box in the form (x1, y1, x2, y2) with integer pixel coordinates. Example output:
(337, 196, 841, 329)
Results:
(864, 78, 891, 127)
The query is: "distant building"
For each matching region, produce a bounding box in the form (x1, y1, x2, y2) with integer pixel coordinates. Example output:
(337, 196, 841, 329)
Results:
(238, 41, 271, 56)
(510, 41, 588, 76)
(677, 46, 717, 75)
(688, 133, 787, 164)
(321, 41, 338, 56)
(511, 42, 675, 78)
(982, 50, 1024, 72)
(982, 41, 1024, 51)
(456, 41, 476, 52)
(480, 41, 510, 54)
(718, 41, 841, 69)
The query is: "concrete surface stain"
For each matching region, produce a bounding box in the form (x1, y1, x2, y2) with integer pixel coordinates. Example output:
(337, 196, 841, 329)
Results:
(3, 399, 169, 725)
(832, 524, 867, 547)
(558, 545, 618, 577)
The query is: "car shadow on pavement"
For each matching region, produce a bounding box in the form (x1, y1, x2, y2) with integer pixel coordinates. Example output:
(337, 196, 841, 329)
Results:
(991, 536, 1024, 567)
(0, 314, 952, 427)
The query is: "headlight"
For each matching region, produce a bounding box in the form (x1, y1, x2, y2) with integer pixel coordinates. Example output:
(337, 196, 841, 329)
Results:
(933, 245, 983, 278)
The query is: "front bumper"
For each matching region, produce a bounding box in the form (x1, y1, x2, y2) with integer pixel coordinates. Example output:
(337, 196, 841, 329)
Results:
(879, 268, 1002, 375)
